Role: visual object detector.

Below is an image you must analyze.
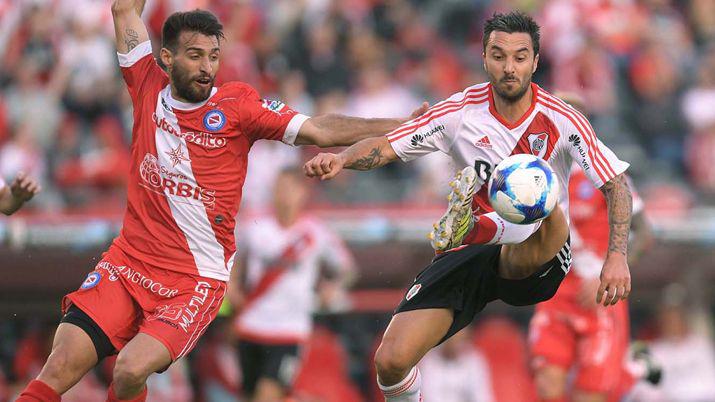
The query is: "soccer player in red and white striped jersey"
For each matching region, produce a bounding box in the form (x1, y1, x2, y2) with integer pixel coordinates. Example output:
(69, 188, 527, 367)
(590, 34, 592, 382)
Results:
(16, 2, 426, 402)
(304, 12, 634, 402)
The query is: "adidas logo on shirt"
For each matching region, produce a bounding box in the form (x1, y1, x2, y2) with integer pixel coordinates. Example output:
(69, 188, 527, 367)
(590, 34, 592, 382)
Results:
(475, 135, 492, 149)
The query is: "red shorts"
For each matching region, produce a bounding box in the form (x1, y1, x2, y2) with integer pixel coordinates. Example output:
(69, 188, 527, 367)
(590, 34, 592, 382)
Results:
(63, 245, 226, 361)
(528, 298, 630, 393)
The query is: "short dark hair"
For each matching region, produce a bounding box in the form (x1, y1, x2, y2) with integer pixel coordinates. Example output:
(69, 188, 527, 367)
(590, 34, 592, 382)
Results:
(483, 12, 540, 56)
(162, 9, 225, 53)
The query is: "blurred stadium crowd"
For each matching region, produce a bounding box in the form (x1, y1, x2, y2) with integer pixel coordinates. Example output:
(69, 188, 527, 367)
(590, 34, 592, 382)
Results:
(1, 0, 715, 212)
(2, 0, 715, 401)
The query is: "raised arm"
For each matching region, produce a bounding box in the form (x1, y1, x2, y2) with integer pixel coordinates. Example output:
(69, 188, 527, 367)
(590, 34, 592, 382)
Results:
(295, 103, 429, 147)
(596, 173, 633, 306)
(303, 136, 399, 180)
(112, 0, 149, 54)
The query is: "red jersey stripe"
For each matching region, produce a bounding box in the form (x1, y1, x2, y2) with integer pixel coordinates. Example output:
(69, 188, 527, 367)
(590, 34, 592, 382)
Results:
(538, 92, 617, 178)
(387, 97, 489, 143)
(386, 86, 489, 140)
(536, 98, 610, 183)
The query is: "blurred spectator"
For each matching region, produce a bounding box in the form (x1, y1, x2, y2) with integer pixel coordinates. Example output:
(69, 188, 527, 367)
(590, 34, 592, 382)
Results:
(645, 284, 715, 402)
(683, 46, 715, 195)
(231, 168, 356, 401)
(419, 327, 494, 402)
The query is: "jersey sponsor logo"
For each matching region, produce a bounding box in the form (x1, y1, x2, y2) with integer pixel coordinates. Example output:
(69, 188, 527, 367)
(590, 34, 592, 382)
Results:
(147, 302, 186, 329)
(410, 124, 445, 147)
(96, 261, 179, 298)
(80, 272, 101, 290)
(475, 135, 492, 149)
(528, 132, 547, 158)
(568, 134, 590, 171)
(406, 283, 422, 301)
(165, 144, 191, 167)
(152, 113, 227, 149)
(203, 110, 226, 132)
(261, 99, 287, 114)
(139, 154, 216, 209)
(179, 281, 212, 332)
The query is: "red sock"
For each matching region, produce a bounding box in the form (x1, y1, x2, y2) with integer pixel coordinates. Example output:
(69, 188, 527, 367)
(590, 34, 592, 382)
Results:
(106, 383, 148, 402)
(463, 214, 497, 244)
(16, 380, 61, 402)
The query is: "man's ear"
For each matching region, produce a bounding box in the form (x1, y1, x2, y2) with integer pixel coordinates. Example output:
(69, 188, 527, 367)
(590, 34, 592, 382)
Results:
(160, 47, 173, 69)
(532, 53, 539, 74)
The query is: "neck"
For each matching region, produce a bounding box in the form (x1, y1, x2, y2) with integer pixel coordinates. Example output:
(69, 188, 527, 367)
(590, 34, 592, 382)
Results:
(492, 84, 533, 124)
(169, 84, 191, 104)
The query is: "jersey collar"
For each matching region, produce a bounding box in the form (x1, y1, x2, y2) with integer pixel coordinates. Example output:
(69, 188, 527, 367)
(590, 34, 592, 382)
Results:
(488, 82, 538, 130)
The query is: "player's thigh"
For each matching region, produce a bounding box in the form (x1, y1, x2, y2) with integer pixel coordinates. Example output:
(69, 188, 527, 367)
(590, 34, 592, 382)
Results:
(114, 333, 172, 382)
(37, 323, 99, 393)
(376, 308, 454, 371)
(534, 365, 568, 399)
(500, 206, 569, 279)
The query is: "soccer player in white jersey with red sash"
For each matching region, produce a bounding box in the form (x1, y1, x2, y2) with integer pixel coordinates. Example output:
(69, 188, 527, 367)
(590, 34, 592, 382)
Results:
(16, 2, 427, 401)
(305, 12, 634, 402)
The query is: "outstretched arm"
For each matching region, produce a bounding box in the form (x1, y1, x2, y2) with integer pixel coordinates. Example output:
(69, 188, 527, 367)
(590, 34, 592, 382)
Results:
(112, 0, 149, 54)
(295, 103, 429, 147)
(304, 136, 399, 180)
(596, 173, 633, 306)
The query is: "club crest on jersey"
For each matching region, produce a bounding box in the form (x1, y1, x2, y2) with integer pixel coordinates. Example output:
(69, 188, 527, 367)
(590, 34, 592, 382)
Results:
(81, 272, 101, 290)
(406, 283, 422, 301)
(528, 132, 548, 158)
(203, 110, 226, 132)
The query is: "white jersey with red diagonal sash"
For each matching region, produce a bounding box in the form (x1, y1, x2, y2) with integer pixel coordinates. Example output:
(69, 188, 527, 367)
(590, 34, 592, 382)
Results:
(113, 41, 309, 282)
(235, 215, 354, 343)
(387, 82, 629, 226)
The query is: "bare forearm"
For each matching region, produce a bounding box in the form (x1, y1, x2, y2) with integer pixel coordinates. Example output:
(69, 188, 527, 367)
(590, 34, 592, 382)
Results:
(112, 0, 149, 53)
(112, 0, 146, 15)
(340, 137, 397, 171)
(600, 174, 633, 256)
(305, 114, 403, 147)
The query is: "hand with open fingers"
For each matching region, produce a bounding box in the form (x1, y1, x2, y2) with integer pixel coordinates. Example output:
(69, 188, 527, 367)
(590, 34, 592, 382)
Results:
(304, 153, 345, 180)
(596, 256, 631, 306)
(10, 172, 41, 202)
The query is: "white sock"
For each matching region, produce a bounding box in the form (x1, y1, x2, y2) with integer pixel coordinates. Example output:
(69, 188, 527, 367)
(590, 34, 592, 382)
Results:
(378, 367, 423, 402)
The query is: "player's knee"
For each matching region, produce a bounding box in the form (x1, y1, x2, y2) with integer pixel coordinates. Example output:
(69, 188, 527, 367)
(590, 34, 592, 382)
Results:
(41, 350, 77, 381)
(534, 367, 566, 399)
(113, 355, 151, 389)
(374, 341, 414, 380)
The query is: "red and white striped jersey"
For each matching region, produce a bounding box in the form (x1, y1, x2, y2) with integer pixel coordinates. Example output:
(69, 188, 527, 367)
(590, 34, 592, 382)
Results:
(112, 41, 308, 282)
(235, 215, 354, 343)
(387, 82, 630, 222)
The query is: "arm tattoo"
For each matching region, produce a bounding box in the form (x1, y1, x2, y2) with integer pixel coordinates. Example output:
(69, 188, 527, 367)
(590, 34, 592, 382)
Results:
(348, 147, 385, 170)
(124, 28, 140, 51)
(600, 174, 633, 255)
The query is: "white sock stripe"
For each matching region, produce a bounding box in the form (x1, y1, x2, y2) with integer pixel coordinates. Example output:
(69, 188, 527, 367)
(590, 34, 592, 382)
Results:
(380, 367, 419, 397)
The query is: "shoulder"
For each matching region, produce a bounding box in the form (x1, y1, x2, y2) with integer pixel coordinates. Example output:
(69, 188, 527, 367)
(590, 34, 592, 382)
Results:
(535, 87, 591, 130)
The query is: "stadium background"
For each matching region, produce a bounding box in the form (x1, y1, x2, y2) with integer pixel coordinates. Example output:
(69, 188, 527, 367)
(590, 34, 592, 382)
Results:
(1, 0, 715, 400)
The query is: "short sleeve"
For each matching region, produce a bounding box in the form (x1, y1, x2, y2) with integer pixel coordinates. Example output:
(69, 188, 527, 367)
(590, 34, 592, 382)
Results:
(386, 91, 465, 162)
(238, 86, 308, 145)
(117, 41, 167, 101)
(560, 107, 629, 188)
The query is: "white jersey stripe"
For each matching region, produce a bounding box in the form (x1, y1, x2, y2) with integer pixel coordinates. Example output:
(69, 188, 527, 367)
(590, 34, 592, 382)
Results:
(388, 97, 489, 143)
(536, 97, 610, 183)
(386, 87, 489, 140)
(178, 284, 224, 358)
(538, 92, 617, 178)
(154, 88, 229, 280)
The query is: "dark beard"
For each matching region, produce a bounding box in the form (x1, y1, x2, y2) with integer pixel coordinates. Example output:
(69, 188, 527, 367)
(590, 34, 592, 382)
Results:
(170, 66, 214, 103)
(493, 78, 531, 103)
